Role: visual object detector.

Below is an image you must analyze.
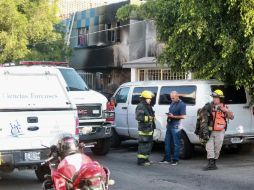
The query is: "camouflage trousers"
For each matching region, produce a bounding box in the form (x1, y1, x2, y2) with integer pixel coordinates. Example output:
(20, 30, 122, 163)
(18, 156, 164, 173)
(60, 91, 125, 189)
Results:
(206, 130, 225, 159)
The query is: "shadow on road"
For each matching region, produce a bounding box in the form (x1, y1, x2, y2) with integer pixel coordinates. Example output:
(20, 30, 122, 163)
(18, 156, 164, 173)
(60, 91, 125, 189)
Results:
(0, 170, 40, 189)
(110, 140, 254, 159)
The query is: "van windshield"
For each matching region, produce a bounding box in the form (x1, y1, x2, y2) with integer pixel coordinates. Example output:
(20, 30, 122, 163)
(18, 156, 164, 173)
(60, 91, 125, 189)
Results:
(211, 85, 247, 104)
(59, 68, 89, 91)
(0, 74, 71, 109)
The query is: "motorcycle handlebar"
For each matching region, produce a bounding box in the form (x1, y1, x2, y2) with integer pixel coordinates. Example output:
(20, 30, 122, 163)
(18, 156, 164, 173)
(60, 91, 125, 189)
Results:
(41, 156, 54, 166)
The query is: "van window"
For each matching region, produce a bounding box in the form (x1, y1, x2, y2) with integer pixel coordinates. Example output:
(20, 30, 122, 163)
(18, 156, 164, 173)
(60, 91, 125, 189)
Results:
(159, 86, 196, 105)
(131, 87, 158, 105)
(59, 68, 89, 91)
(211, 85, 247, 104)
(115, 87, 130, 104)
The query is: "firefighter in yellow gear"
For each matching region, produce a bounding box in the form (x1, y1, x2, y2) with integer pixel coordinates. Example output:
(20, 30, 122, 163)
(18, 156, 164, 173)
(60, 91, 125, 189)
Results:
(135, 90, 155, 166)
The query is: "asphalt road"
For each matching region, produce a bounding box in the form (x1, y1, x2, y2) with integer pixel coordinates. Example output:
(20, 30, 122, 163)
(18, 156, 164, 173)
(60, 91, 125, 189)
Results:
(0, 142, 254, 190)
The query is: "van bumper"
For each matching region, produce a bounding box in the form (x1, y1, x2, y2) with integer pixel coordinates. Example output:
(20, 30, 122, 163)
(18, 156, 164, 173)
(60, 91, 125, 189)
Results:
(0, 149, 49, 172)
(78, 122, 112, 143)
(224, 133, 254, 145)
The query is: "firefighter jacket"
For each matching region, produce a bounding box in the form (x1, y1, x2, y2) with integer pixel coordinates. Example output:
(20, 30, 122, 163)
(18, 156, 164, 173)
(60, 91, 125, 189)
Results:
(135, 100, 155, 133)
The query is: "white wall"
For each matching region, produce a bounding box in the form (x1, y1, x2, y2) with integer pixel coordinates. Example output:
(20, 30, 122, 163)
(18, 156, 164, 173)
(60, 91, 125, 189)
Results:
(131, 68, 137, 82)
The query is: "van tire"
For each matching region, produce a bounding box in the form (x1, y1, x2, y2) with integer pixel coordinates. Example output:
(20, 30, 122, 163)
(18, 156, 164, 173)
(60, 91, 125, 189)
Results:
(35, 165, 50, 182)
(180, 131, 193, 159)
(110, 128, 121, 148)
(91, 138, 111, 155)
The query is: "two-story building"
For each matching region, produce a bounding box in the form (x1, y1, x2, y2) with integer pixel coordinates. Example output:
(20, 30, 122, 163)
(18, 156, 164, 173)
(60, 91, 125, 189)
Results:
(68, 0, 190, 97)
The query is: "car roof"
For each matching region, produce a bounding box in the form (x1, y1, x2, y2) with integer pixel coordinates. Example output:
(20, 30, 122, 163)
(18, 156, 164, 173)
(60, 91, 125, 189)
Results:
(120, 80, 224, 87)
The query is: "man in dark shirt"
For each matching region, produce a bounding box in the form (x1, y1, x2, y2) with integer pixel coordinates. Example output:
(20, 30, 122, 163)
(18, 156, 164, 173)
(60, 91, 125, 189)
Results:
(160, 91, 186, 165)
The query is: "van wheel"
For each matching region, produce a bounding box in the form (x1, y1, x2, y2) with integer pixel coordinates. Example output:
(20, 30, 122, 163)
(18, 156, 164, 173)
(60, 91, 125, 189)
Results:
(35, 165, 50, 182)
(110, 128, 121, 148)
(91, 138, 111, 155)
(180, 131, 193, 159)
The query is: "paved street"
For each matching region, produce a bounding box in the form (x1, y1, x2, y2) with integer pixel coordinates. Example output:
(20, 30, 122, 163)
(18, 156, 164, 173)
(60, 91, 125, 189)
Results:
(1, 142, 254, 190)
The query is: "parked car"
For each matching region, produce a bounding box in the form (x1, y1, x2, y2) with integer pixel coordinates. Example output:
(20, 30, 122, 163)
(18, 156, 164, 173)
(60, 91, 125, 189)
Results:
(19, 61, 112, 156)
(111, 80, 254, 159)
(0, 66, 78, 181)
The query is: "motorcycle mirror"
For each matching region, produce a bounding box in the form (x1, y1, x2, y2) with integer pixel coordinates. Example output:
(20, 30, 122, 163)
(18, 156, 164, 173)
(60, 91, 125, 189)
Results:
(41, 144, 49, 148)
(50, 145, 58, 152)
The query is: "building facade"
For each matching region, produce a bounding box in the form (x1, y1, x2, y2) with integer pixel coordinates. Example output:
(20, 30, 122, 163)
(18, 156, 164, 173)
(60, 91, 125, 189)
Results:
(69, 1, 130, 97)
(68, 1, 189, 97)
(58, 0, 128, 19)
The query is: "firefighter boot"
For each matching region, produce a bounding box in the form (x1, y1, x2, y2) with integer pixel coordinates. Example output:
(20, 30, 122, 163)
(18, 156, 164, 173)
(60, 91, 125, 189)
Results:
(137, 158, 146, 166)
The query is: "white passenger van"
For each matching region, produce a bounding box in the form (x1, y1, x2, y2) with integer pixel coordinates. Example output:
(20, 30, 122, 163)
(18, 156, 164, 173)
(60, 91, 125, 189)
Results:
(0, 66, 78, 181)
(112, 80, 254, 158)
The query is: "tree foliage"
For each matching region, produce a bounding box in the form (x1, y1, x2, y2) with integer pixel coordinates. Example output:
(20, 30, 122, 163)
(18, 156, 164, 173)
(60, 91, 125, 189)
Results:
(116, 4, 140, 21)
(0, 0, 70, 63)
(117, 0, 254, 97)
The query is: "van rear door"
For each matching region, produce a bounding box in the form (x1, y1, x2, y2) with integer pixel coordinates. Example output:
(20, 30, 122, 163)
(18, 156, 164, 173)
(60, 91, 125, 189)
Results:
(0, 69, 77, 151)
(210, 85, 253, 142)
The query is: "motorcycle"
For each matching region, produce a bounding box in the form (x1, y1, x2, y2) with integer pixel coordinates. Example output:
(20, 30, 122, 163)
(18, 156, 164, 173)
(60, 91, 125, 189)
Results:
(42, 134, 114, 190)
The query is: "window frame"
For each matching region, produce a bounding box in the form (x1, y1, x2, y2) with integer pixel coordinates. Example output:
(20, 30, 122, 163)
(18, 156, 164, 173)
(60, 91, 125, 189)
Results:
(114, 87, 130, 104)
(131, 86, 158, 105)
(106, 23, 116, 43)
(138, 68, 188, 81)
(77, 27, 89, 47)
(210, 85, 247, 104)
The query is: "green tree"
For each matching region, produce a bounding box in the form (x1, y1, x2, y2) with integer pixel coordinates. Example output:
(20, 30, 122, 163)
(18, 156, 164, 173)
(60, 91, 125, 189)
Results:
(0, 0, 70, 63)
(117, 0, 254, 97)
(25, 23, 72, 62)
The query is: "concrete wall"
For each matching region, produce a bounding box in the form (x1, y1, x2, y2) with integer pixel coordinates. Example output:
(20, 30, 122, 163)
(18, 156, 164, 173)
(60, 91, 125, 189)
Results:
(128, 20, 163, 61)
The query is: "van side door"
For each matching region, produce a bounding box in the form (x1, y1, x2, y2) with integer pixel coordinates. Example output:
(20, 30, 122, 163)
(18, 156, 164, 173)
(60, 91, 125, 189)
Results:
(156, 85, 197, 142)
(114, 87, 130, 136)
(128, 86, 158, 139)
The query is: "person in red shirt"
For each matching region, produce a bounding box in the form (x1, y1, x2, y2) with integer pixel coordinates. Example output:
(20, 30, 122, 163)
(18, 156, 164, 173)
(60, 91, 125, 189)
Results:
(106, 97, 116, 111)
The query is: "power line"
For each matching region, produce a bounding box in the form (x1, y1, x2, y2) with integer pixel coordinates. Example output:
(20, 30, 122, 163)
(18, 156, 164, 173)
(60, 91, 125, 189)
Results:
(31, 20, 154, 45)
(69, 20, 153, 39)
(73, 35, 157, 52)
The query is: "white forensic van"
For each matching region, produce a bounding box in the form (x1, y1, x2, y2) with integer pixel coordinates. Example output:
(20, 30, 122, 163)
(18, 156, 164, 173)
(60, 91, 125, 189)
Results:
(19, 61, 112, 156)
(112, 80, 254, 159)
(0, 66, 78, 181)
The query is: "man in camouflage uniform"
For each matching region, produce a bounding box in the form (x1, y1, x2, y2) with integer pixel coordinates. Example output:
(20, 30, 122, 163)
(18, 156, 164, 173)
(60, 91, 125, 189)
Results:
(196, 89, 234, 170)
(135, 90, 155, 166)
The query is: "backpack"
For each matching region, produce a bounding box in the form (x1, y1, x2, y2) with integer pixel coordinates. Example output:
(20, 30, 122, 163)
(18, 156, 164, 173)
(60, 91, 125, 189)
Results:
(194, 103, 213, 144)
